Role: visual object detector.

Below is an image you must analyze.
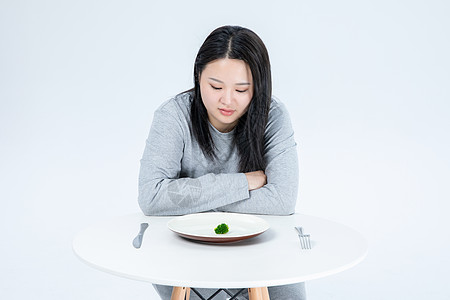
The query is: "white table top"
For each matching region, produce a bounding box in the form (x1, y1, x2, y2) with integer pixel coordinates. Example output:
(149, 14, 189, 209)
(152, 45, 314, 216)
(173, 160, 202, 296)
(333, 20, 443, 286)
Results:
(73, 213, 367, 289)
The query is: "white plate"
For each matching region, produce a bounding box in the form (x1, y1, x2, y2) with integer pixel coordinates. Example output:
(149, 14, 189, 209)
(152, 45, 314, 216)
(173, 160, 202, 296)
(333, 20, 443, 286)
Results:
(167, 212, 270, 243)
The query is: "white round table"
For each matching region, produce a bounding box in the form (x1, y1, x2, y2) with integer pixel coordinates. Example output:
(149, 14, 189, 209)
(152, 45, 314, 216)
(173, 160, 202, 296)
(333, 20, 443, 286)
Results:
(73, 213, 367, 299)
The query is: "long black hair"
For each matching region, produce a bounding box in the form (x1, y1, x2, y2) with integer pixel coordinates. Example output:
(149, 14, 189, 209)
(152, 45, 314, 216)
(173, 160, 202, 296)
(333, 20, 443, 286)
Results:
(190, 25, 272, 172)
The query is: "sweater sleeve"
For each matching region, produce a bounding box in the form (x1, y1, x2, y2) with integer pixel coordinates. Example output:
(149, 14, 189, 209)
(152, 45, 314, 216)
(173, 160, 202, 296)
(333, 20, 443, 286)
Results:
(138, 102, 250, 216)
(215, 101, 299, 215)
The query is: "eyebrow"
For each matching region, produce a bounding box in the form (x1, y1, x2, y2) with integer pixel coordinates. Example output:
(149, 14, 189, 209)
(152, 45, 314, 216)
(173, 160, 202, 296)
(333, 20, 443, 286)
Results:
(208, 77, 251, 86)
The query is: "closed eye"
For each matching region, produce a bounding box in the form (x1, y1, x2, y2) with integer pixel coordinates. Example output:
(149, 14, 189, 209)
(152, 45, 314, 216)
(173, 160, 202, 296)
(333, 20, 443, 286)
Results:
(211, 85, 222, 90)
(236, 89, 248, 93)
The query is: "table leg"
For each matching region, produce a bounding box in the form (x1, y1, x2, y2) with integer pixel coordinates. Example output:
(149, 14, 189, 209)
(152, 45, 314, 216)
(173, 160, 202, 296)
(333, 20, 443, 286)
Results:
(261, 287, 270, 300)
(170, 286, 190, 300)
(248, 287, 270, 300)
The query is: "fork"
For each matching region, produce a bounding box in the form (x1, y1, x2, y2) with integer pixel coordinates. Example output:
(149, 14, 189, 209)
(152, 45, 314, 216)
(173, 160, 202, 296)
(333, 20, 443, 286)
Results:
(295, 226, 311, 249)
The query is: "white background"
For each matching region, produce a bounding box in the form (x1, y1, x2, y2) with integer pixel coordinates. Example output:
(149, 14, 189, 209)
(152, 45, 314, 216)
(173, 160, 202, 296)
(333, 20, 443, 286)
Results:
(1, 0, 449, 299)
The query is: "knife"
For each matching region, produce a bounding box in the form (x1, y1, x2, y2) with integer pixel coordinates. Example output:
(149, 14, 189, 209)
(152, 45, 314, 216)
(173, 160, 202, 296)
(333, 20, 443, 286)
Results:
(132, 223, 149, 249)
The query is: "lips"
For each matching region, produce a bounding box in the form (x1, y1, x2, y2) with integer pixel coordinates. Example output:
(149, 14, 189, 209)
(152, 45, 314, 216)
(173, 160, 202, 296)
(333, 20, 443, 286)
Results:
(219, 108, 235, 116)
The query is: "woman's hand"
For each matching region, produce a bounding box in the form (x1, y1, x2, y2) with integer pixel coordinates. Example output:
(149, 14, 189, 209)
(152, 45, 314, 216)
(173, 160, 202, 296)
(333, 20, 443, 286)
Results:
(245, 170, 267, 191)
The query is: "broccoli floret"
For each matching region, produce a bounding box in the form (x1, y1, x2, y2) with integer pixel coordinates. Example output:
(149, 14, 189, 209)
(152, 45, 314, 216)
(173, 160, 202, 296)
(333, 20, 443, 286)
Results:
(214, 223, 229, 234)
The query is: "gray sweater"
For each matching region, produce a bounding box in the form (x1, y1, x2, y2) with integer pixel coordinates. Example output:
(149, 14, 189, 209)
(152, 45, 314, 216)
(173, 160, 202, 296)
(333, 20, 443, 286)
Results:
(138, 92, 299, 216)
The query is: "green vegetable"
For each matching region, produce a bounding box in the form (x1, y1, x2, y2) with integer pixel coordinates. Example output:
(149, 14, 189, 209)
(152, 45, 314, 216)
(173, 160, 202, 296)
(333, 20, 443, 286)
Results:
(214, 223, 229, 234)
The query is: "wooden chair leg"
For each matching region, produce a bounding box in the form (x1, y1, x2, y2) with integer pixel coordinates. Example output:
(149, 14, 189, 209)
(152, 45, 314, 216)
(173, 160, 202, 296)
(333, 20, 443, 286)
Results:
(249, 287, 270, 300)
(171, 286, 190, 300)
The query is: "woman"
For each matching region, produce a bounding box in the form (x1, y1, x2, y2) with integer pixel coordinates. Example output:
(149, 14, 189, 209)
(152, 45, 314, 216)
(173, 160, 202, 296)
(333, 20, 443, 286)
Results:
(139, 25, 306, 300)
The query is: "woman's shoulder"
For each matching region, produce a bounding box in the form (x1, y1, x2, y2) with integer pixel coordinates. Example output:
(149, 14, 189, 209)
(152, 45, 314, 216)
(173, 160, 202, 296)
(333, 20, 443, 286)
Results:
(150, 92, 193, 140)
(264, 95, 295, 138)
(268, 95, 290, 120)
(157, 91, 192, 113)
(154, 91, 192, 121)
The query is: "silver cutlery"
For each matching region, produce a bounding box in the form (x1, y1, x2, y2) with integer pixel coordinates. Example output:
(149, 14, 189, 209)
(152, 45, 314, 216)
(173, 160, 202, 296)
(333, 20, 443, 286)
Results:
(295, 226, 311, 249)
(133, 223, 149, 249)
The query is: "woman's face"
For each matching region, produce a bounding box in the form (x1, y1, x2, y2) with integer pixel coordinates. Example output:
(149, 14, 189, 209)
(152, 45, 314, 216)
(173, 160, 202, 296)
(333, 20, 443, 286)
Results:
(199, 58, 253, 133)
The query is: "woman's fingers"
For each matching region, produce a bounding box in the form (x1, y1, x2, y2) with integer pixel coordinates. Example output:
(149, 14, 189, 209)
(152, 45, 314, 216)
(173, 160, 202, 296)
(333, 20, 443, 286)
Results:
(245, 170, 267, 190)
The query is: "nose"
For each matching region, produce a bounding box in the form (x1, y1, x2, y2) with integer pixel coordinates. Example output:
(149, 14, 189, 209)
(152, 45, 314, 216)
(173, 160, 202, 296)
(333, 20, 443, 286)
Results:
(220, 89, 232, 106)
